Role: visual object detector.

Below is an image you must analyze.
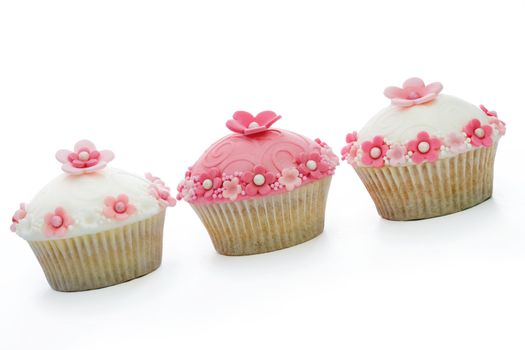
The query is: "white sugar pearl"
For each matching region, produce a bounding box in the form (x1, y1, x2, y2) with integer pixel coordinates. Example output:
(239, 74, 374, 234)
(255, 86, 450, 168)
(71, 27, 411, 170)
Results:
(202, 179, 213, 190)
(253, 174, 265, 186)
(248, 121, 260, 129)
(78, 151, 90, 161)
(306, 160, 318, 170)
(369, 147, 382, 159)
(474, 127, 485, 138)
(417, 141, 430, 154)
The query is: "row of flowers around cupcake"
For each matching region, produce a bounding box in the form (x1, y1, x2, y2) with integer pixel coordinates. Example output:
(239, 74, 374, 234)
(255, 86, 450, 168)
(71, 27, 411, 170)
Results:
(341, 105, 506, 168)
(176, 139, 339, 203)
(10, 173, 176, 238)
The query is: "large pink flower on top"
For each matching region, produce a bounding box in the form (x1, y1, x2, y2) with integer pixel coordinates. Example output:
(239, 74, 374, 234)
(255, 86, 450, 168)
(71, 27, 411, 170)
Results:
(145, 173, 177, 208)
(56, 140, 114, 175)
(226, 111, 281, 135)
(361, 136, 388, 168)
(464, 118, 493, 147)
(384, 78, 443, 107)
(10, 203, 27, 232)
(296, 151, 329, 179)
(407, 132, 442, 164)
(103, 194, 136, 221)
(197, 167, 223, 199)
(43, 207, 73, 237)
(243, 165, 276, 196)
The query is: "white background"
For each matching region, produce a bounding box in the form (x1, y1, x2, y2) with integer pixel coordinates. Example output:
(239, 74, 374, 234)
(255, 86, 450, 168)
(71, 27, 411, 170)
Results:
(1, 1, 524, 349)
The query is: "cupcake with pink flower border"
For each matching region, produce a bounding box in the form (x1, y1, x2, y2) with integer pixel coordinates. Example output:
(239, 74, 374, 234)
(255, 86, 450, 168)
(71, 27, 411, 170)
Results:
(10, 140, 176, 291)
(342, 78, 505, 220)
(178, 111, 338, 255)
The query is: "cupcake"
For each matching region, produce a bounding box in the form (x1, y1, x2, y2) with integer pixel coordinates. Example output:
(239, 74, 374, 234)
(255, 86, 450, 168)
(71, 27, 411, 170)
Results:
(342, 78, 506, 221)
(10, 140, 176, 291)
(177, 111, 339, 256)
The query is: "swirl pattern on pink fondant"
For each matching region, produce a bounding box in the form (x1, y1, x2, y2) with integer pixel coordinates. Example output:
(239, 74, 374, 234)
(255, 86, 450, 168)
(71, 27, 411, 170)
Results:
(177, 112, 338, 204)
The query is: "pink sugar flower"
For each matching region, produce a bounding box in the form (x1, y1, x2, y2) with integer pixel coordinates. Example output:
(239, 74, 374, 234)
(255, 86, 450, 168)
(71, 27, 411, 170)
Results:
(407, 132, 442, 164)
(103, 194, 136, 221)
(226, 111, 281, 136)
(489, 118, 506, 136)
(145, 173, 176, 208)
(446, 131, 467, 153)
(55, 140, 114, 175)
(197, 168, 223, 199)
(361, 136, 388, 168)
(464, 118, 493, 147)
(222, 177, 242, 201)
(384, 78, 443, 107)
(346, 144, 359, 165)
(296, 151, 329, 178)
(10, 203, 27, 232)
(43, 207, 73, 237)
(341, 131, 358, 160)
(279, 167, 302, 191)
(386, 144, 407, 166)
(243, 165, 276, 196)
(177, 179, 196, 201)
(480, 104, 498, 118)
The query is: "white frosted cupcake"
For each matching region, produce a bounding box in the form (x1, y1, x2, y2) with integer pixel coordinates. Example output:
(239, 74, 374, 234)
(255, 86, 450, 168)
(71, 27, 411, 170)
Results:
(342, 78, 506, 220)
(10, 140, 176, 291)
(177, 111, 338, 256)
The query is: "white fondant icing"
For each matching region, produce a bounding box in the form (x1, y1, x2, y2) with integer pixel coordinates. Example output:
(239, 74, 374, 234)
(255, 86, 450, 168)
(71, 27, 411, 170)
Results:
(16, 167, 161, 241)
(359, 95, 492, 145)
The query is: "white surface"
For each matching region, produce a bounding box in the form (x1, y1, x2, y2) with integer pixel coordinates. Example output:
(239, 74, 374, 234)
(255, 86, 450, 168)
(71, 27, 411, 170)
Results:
(0, 1, 524, 349)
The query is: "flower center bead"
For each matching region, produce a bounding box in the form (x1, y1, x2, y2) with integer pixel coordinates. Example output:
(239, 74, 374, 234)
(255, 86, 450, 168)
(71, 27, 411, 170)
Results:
(253, 174, 266, 186)
(202, 179, 213, 190)
(417, 141, 430, 154)
(474, 127, 485, 138)
(50, 215, 63, 228)
(78, 151, 90, 161)
(407, 91, 421, 99)
(114, 201, 127, 214)
(369, 147, 382, 159)
(248, 121, 260, 129)
(306, 160, 318, 170)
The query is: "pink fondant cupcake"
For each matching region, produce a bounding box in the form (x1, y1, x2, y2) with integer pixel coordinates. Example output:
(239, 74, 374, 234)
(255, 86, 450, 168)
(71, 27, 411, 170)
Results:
(178, 111, 339, 255)
(10, 140, 176, 291)
(342, 78, 506, 220)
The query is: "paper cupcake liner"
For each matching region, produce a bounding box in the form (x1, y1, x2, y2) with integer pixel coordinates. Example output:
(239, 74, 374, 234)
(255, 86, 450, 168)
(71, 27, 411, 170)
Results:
(28, 210, 166, 292)
(354, 145, 498, 221)
(192, 176, 332, 256)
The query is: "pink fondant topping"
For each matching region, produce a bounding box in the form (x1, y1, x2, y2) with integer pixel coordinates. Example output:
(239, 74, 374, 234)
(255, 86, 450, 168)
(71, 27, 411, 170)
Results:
(226, 111, 281, 135)
(384, 78, 443, 107)
(180, 115, 338, 203)
(103, 194, 136, 221)
(56, 140, 114, 175)
(361, 136, 388, 168)
(145, 173, 177, 208)
(464, 118, 493, 148)
(43, 207, 73, 237)
(10, 203, 27, 232)
(480, 104, 497, 117)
